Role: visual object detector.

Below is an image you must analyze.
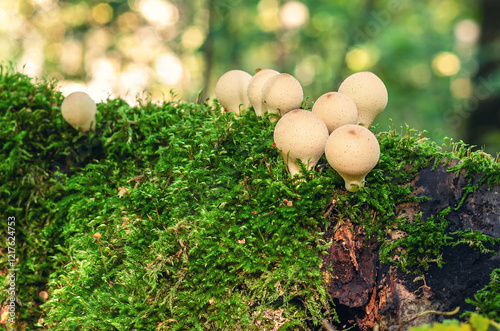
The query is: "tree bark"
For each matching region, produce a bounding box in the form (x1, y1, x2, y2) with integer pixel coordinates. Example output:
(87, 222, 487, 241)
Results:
(322, 158, 500, 330)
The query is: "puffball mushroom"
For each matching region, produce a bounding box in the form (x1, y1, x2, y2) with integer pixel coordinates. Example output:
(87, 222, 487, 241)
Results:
(215, 69, 252, 115)
(247, 68, 280, 117)
(311, 92, 358, 134)
(324, 124, 380, 192)
(273, 109, 329, 177)
(262, 73, 303, 120)
(61, 91, 97, 132)
(338, 71, 388, 128)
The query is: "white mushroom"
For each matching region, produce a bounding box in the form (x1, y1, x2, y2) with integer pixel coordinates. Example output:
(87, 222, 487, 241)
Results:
(247, 68, 280, 117)
(262, 73, 303, 121)
(311, 92, 358, 134)
(324, 124, 380, 192)
(61, 91, 97, 132)
(215, 70, 252, 115)
(273, 109, 329, 177)
(338, 71, 388, 128)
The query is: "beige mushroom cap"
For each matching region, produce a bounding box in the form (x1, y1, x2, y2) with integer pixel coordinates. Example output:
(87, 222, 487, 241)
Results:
(215, 70, 252, 115)
(338, 71, 388, 128)
(312, 92, 358, 134)
(247, 69, 280, 117)
(273, 109, 329, 177)
(324, 124, 380, 192)
(61, 91, 97, 132)
(262, 73, 303, 120)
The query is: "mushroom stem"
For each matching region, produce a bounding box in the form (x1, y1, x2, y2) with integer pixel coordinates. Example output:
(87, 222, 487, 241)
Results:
(342, 176, 365, 192)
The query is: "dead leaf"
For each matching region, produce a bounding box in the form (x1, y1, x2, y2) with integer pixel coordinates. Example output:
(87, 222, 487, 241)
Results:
(117, 187, 131, 198)
(0, 305, 9, 324)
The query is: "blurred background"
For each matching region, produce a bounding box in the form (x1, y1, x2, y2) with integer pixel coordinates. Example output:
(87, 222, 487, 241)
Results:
(1, 0, 500, 153)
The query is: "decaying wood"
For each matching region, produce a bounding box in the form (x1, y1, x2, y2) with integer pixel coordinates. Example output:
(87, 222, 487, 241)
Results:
(321, 159, 500, 330)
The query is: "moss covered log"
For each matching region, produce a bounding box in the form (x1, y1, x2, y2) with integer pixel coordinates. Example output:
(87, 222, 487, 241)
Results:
(0, 67, 499, 330)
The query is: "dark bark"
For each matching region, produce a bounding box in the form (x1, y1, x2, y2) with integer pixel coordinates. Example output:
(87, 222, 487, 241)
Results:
(322, 159, 500, 330)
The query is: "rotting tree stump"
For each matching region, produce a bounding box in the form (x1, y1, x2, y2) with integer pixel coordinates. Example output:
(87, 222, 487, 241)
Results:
(321, 158, 500, 331)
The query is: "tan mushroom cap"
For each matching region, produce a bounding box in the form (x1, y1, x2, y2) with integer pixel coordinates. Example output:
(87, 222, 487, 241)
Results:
(273, 109, 329, 177)
(215, 70, 252, 115)
(61, 91, 97, 132)
(312, 91, 358, 134)
(338, 71, 388, 128)
(262, 73, 303, 121)
(247, 69, 280, 117)
(324, 124, 380, 192)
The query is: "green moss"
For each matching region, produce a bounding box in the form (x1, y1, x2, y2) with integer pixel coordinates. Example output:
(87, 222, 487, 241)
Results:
(380, 207, 453, 274)
(463, 269, 500, 323)
(1, 66, 500, 330)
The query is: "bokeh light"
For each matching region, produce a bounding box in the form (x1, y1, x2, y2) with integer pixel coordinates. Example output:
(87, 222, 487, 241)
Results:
(92, 3, 113, 25)
(280, 1, 309, 29)
(454, 19, 480, 44)
(450, 77, 473, 99)
(257, 0, 280, 32)
(345, 46, 379, 71)
(138, 0, 179, 27)
(432, 52, 461, 76)
(182, 26, 205, 50)
(156, 54, 183, 85)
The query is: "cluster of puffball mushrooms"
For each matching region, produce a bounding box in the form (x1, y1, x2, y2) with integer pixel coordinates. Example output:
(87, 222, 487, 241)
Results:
(215, 69, 388, 192)
(58, 69, 387, 193)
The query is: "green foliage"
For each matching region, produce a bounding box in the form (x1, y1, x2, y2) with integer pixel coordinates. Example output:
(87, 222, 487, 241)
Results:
(451, 229, 500, 254)
(447, 146, 500, 210)
(380, 208, 453, 274)
(380, 207, 499, 274)
(463, 269, 500, 323)
(408, 313, 500, 331)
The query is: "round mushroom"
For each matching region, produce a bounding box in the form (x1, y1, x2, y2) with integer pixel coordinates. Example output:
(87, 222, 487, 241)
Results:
(324, 124, 380, 192)
(312, 91, 358, 134)
(273, 109, 329, 177)
(61, 91, 97, 133)
(215, 69, 252, 115)
(262, 73, 303, 121)
(338, 71, 388, 128)
(247, 68, 280, 117)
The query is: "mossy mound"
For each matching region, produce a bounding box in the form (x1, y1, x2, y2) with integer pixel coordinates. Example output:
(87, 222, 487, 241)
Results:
(1, 66, 499, 330)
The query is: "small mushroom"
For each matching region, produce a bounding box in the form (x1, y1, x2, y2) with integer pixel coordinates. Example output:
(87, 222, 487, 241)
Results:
(311, 91, 358, 134)
(61, 91, 97, 132)
(215, 70, 252, 115)
(324, 124, 380, 192)
(273, 109, 329, 177)
(39, 291, 49, 300)
(247, 68, 280, 117)
(262, 73, 303, 120)
(338, 71, 388, 128)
